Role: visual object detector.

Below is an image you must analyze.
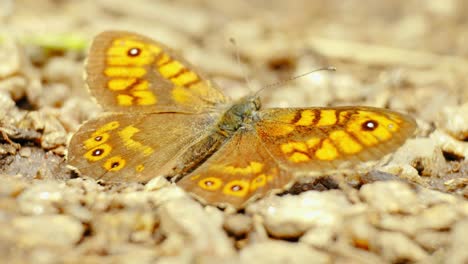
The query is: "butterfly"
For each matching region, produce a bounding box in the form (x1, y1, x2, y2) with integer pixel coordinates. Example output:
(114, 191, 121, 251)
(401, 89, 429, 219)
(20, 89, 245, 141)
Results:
(67, 31, 416, 209)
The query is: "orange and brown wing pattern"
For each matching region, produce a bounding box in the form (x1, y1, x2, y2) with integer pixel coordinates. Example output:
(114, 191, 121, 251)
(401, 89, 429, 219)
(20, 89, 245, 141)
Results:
(177, 131, 292, 209)
(86, 31, 227, 113)
(67, 112, 217, 183)
(255, 106, 416, 172)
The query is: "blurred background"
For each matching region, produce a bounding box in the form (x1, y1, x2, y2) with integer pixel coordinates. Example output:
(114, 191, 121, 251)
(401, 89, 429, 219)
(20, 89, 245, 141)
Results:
(1, 0, 467, 112)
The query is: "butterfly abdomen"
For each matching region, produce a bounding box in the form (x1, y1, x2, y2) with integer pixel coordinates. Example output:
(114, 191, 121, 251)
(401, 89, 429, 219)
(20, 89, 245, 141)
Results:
(173, 96, 262, 181)
(171, 132, 227, 180)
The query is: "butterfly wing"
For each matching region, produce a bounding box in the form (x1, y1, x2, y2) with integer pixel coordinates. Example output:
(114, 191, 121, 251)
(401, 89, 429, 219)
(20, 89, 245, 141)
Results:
(176, 130, 293, 209)
(255, 106, 416, 172)
(86, 31, 228, 113)
(67, 112, 219, 182)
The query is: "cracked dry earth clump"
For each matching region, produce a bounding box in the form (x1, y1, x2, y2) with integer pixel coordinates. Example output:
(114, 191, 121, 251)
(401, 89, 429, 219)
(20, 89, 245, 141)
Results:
(0, 0, 467, 263)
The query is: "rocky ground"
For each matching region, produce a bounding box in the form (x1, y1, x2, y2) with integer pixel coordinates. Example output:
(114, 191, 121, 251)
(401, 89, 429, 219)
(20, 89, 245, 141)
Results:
(0, 0, 467, 263)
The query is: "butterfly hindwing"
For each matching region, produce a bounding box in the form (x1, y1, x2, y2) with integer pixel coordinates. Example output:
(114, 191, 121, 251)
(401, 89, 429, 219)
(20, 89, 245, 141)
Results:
(86, 31, 227, 113)
(255, 106, 416, 172)
(67, 112, 218, 182)
(176, 131, 292, 209)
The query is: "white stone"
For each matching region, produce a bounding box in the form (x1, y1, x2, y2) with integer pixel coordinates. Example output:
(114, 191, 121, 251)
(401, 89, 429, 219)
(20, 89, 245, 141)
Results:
(360, 181, 422, 214)
(375, 231, 428, 262)
(159, 197, 235, 260)
(17, 181, 65, 215)
(13, 215, 83, 247)
(247, 190, 353, 238)
(240, 240, 330, 264)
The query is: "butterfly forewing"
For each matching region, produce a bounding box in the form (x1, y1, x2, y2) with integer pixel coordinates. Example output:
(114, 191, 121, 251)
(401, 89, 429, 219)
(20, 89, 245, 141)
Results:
(86, 31, 227, 113)
(176, 131, 292, 209)
(255, 106, 416, 172)
(68, 112, 218, 182)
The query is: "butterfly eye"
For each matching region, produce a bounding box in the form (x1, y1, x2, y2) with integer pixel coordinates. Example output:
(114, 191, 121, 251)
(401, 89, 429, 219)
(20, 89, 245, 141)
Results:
(362, 120, 378, 131)
(95, 136, 103, 141)
(253, 97, 261, 110)
(127, 47, 141, 57)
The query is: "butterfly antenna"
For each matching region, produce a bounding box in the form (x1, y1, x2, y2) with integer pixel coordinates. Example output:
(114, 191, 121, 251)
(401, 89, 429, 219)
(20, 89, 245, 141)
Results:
(257, 66, 336, 95)
(229, 38, 253, 91)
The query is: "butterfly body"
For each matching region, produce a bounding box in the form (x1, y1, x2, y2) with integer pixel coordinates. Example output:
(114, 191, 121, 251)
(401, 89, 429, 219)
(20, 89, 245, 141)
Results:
(216, 95, 261, 134)
(68, 31, 416, 209)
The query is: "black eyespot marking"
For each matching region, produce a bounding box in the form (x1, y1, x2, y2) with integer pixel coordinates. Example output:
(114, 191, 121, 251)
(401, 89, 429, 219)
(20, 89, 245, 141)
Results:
(127, 47, 141, 57)
(362, 120, 378, 131)
(231, 185, 243, 192)
(111, 162, 120, 168)
(205, 180, 214, 186)
(92, 149, 104, 156)
(95, 136, 102, 141)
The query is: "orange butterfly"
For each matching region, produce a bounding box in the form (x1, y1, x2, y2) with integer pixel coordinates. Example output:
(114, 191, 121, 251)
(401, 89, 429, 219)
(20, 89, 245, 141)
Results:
(68, 31, 416, 209)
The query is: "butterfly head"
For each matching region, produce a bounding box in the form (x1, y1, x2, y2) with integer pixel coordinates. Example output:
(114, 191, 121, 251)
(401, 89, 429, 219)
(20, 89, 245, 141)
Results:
(246, 94, 262, 111)
(218, 95, 261, 134)
(234, 94, 262, 119)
